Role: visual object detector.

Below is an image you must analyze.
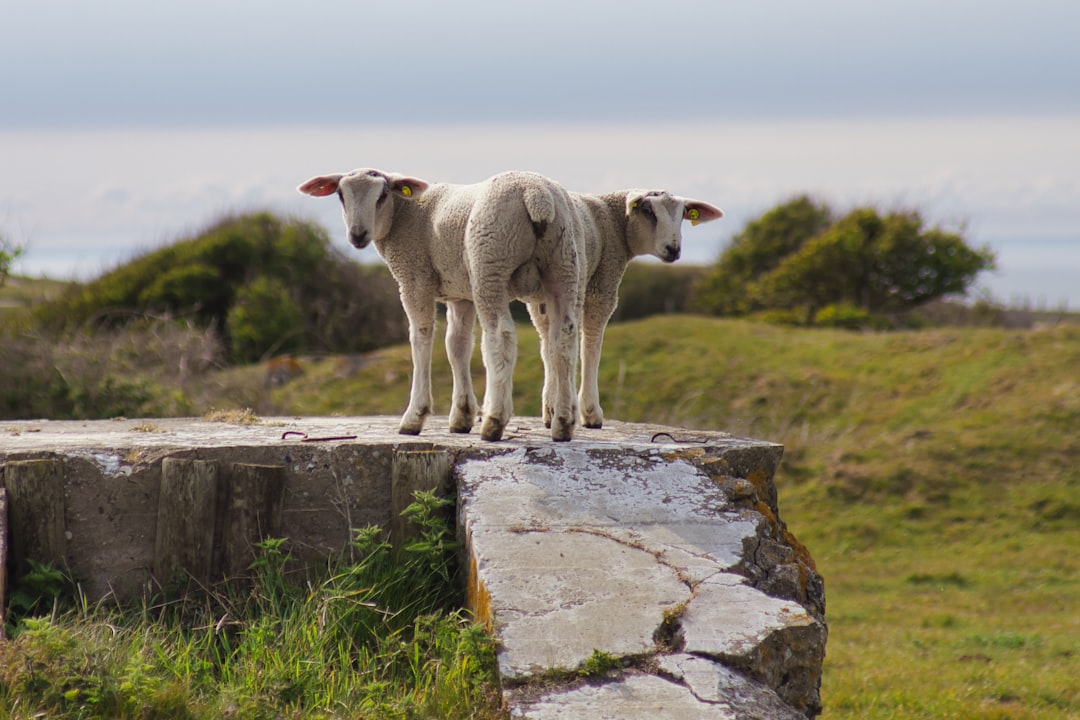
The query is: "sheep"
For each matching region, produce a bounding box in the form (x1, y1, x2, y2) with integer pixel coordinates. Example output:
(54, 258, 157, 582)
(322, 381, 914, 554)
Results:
(297, 169, 585, 442)
(527, 187, 723, 430)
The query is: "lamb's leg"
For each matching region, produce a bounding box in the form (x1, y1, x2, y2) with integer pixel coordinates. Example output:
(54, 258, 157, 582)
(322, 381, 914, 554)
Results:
(446, 299, 479, 433)
(579, 294, 616, 429)
(526, 301, 554, 428)
(475, 294, 516, 442)
(398, 291, 437, 435)
(541, 277, 580, 442)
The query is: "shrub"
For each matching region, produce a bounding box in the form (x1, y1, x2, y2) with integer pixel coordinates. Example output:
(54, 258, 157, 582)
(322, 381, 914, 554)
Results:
(691, 196, 833, 316)
(226, 276, 306, 363)
(612, 262, 708, 322)
(31, 213, 407, 361)
(692, 199, 996, 321)
(0, 231, 23, 286)
(813, 303, 874, 330)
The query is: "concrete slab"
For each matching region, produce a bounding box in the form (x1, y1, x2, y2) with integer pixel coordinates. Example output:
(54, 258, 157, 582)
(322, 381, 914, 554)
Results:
(656, 654, 807, 719)
(475, 528, 688, 677)
(456, 442, 826, 717)
(507, 673, 745, 720)
(682, 573, 827, 713)
(682, 572, 819, 660)
(506, 661, 805, 720)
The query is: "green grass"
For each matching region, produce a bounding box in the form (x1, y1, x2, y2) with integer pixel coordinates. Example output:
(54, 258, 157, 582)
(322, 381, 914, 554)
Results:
(0, 493, 501, 720)
(264, 315, 1080, 719)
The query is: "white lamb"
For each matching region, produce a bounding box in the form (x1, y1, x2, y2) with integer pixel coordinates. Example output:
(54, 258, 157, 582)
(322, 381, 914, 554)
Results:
(529, 187, 723, 430)
(297, 169, 585, 442)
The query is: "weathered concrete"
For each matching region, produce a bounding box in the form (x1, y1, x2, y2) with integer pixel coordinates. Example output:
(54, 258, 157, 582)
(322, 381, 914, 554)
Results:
(457, 442, 826, 717)
(0, 415, 825, 717)
(507, 656, 807, 720)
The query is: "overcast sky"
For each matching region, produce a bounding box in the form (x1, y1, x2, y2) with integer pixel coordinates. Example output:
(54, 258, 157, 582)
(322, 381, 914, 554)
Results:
(2, 0, 1078, 304)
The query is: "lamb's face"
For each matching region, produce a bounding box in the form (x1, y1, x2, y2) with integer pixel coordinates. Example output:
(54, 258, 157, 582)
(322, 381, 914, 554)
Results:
(624, 191, 724, 262)
(626, 192, 687, 263)
(338, 170, 395, 249)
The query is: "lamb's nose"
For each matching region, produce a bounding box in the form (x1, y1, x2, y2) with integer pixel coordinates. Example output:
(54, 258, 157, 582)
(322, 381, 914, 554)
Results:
(349, 229, 370, 248)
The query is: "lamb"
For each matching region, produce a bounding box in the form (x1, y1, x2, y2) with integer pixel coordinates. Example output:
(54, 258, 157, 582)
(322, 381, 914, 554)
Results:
(528, 187, 723, 430)
(297, 169, 585, 442)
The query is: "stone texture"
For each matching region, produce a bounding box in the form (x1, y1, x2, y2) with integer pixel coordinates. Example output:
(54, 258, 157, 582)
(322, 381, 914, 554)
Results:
(656, 654, 807, 719)
(474, 528, 689, 677)
(507, 657, 804, 720)
(507, 672, 750, 720)
(681, 573, 826, 714)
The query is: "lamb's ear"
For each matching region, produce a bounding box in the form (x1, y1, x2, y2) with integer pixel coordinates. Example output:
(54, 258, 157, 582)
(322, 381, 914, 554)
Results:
(682, 199, 724, 226)
(389, 175, 430, 199)
(297, 174, 344, 197)
(625, 192, 648, 215)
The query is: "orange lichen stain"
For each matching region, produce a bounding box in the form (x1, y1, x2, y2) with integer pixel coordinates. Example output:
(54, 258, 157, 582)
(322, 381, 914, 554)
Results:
(754, 500, 781, 531)
(784, 528, 819, 573)
(745, 468, 771, 495)
(661, 448, 707, 463)
(466, 553, 493, 629)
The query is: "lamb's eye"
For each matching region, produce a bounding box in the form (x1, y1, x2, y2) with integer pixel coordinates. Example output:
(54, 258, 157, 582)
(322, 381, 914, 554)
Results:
(376, 188, 389, 206)
(336, 189, 345, 205)
(639, 202, 655, 218)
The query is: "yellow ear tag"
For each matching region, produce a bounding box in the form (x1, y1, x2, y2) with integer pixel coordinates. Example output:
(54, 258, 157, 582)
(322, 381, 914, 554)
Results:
(631, 201, 639, 209)
(688, 208, 701, 226)
(401, 185, 412, 197)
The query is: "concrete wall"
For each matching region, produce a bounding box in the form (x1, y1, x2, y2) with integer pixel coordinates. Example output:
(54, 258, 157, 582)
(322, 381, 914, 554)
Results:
(1, 415, 826, 717)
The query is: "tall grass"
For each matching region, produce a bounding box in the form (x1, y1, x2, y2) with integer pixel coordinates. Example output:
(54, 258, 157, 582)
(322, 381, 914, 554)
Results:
(0, 492, 501, 720)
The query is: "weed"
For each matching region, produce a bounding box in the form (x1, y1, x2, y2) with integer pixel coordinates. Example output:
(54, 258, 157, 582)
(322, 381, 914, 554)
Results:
(202, 408, 260, 425)
(6, 560, 75, 624)
(579, 649, 624, 678)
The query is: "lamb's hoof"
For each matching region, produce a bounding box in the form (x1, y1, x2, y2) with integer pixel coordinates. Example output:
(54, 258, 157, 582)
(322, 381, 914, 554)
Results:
(582, 406, 604, 429)
(480, 417, 505, 442)
(449, 424, 472, 434)
(398, 426, 422, 436)
(551, 417, 575, 442)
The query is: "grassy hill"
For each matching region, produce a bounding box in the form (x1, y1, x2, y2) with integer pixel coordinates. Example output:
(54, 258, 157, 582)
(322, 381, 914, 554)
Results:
(0, 275, 72, 313)
(260, 315, 1079, 719)
(2, 294, 1076, 717)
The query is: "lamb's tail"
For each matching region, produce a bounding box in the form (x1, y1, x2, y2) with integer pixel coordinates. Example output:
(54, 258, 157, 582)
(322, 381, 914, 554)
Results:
(523, 183, 557, 239)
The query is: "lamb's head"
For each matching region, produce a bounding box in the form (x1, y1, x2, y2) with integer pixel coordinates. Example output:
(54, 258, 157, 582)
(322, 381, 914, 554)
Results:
(625, 191, 724, 262)
(297, 169, 429, 249)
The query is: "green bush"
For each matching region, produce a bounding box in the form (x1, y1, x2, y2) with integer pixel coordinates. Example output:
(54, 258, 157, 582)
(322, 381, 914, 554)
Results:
(611, 262, 708, 322)
(138, 263, 225, 315)
(226, 276, 306, 363)
(747, 308, 806, 326)
(692, 199, 996, 321)
(691, 196, 833, 316)
(0, 231, 22, 286)
(31, 213, 407, 360)
(813, 302, 874, 330)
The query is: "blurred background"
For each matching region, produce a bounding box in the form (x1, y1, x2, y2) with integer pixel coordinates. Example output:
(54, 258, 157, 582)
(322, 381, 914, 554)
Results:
(2, 0, 1078, 306)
